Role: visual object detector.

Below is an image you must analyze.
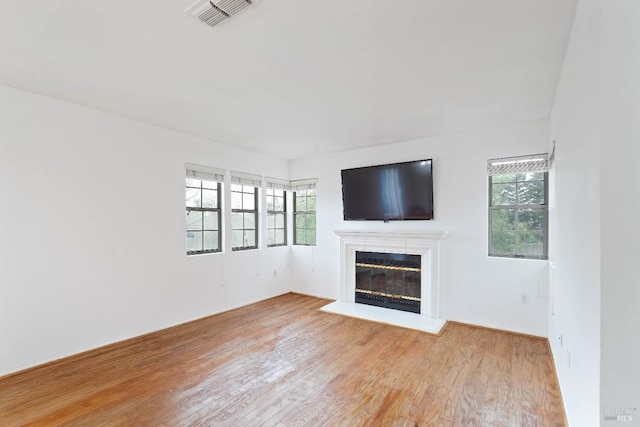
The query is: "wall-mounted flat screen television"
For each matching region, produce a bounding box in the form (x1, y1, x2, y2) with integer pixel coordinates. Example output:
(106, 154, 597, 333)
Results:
(341, 159, 434, 221)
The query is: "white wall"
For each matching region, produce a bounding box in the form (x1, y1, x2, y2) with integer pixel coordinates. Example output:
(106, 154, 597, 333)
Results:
(0, 85, 291, 376)
(551, 0, 640, 425)
(548, 0, 601, 425)
(600, 0, 640, 424)
(290, 120, 551, 337)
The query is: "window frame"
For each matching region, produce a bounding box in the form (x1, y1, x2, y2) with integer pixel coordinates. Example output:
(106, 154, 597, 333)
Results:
(488, 171, 548, 260)
(266, 188, 287, 247)
(231, 183, 259, 251)
(186, 178, 222, 256)
(293, 188, 316, 246)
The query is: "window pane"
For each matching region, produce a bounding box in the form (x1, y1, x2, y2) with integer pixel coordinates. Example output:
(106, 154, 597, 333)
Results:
(203, 231, 218, 251)
(186, 178, 201, 187)
(243, 193, 255, 210)
(187, 231, 203, 252)
(244, 212, 256, 230)
(267, 230, 275, 245)
(231, 212, 243, 229)
(517, 181, 544, 205)
(203, 211, 218, 230)
(491, 209, 516, 231)
(232, 230, 244, 248)
(274, 196, 284, 211)
(307, 229, 316, 245)
(295, 196, 306, 211)
(518, 231, 544, 257)
(267, 213, 275, 229)
(186, 211, 202, 231)
(275, 213, 285, 228)
(202, 189, 217, 208)
(307, 196, 316, 210)
(492, 183, 516, 205)
(202, 179, 217, 190)
(231, 184, 242, 192)
(186, 188, 201, 208)
(492, 174, 516, 184)
(306, 213, 316, 228)
(296, 229, 307, 244)
(517, 208, 545, 231)
(275, 229, 285, 245)
(267, 196, 275, 211)
(296, 214, 306, 228)
(491, 231, 516, 256)
(244, 230, 256, 247)
(517, 172, 543, 182)
(231, 191, 242, 209)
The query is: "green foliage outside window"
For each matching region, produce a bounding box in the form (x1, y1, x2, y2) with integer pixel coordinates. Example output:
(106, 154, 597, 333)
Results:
(294, 189, 316, 246)
(489, 172, 547, 259)
(267, 188, 287, 246)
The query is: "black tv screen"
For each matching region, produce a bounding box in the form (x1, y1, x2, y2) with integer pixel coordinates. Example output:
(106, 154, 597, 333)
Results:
(341, 159, 434, 221)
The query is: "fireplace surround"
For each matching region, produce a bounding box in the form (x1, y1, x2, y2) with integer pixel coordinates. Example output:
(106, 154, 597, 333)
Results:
(321, 230, 448, 334)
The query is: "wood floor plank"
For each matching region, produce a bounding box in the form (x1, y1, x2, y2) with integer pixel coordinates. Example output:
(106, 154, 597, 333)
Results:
(0, 293, 566, 426)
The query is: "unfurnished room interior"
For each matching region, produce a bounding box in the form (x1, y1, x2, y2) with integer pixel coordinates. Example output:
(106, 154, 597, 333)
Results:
(0, 1, 638, 426)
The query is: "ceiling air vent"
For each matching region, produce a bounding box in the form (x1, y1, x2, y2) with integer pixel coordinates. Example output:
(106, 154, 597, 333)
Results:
(185, 0, 252, 28)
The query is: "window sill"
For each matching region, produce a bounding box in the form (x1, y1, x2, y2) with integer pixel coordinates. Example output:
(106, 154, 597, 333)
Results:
(232, 246, 259, 252)
(488, 254, 548, 261)
(187, 250, 222, 256)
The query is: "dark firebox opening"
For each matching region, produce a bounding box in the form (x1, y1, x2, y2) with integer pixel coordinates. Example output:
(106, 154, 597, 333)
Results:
(355, 251, 421, 314)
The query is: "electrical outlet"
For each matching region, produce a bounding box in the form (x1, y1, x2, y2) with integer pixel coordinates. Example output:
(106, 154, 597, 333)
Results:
(521, 294, 529, 304)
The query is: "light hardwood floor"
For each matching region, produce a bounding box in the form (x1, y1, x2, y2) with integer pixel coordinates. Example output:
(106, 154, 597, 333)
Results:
(0, 293, 566, 426)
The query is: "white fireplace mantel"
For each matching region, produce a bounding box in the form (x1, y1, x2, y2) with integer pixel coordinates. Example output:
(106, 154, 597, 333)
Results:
(321, 229, 448, 334)
(333, 229, 448, 242)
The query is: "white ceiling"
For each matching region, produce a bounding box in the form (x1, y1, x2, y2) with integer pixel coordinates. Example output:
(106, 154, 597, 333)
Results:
(0, 0, 577, 160)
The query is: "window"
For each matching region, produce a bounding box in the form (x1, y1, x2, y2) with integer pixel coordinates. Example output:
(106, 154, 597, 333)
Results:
(294, 187, 317, 246)
(488, 154, 548, 259)
(185, 163, 224, 255)
(231, 171, 262, 250)
(231, 184, 258, 250)
(267, 188, 287, 246)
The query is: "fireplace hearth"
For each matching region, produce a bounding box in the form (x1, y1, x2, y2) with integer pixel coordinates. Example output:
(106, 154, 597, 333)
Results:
(355, 251, 421, 314)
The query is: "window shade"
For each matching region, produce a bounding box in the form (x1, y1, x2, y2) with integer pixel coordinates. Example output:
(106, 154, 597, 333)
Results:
(185, 163, 225, 182)
(290, 178, 318, 191)
(487, 154, 549, 176)
(231, 170, 263, 187)
(265, 177, 291, 191)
